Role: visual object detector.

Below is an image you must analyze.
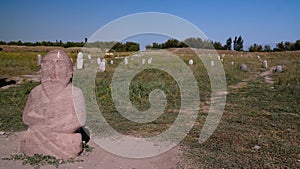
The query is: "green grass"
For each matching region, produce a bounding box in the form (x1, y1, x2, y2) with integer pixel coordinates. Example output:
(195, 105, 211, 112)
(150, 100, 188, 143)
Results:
(0, 81, 39, 131)
(2, 153, 83, 169)
(0, 52, 40, 78)
(0, 49, 299, 168)
(0, 51, 78, 79)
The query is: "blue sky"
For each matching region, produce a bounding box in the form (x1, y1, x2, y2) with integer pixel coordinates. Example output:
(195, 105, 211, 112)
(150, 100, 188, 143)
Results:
(0, 0, 299, 49)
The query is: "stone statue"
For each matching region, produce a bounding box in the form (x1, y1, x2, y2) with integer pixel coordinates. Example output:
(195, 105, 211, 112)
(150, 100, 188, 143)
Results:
(20, 50, 86, 159)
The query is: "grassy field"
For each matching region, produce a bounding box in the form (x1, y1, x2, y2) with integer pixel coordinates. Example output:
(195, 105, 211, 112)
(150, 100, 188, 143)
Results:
(0, 48, 299, 168)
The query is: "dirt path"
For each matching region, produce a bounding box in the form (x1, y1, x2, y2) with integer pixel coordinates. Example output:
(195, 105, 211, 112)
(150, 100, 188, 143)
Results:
(0, 73, 40, 89)
(228, 66, 275, 90)
(0, 132, 183, 169)
(259, 66, 276, 84)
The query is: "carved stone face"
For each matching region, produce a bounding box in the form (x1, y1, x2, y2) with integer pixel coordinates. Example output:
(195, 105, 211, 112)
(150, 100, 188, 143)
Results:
(41, 50, 73, 86)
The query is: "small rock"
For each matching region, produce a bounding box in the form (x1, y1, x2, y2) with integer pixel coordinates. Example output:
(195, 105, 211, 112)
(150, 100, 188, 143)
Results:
(252, 145, 261, 150)
(0, 131, 5, 135)
(240, 64, 247, 71)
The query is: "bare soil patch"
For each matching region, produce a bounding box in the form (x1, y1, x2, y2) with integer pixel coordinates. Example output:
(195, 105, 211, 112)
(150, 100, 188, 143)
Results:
(0, 132, 183, 169)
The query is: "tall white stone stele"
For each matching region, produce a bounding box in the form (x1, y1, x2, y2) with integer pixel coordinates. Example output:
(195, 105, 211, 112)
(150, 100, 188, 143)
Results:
(124, 58, 128, 65)
(76, 52, 84, 69)
(148, 57, 152, 64)
(37, 54, 42, 66)
(188, 59, 193, 65)
(263, 60, 268, 69)
(99, 60, 106, 72)
(210, 60, 215, 67)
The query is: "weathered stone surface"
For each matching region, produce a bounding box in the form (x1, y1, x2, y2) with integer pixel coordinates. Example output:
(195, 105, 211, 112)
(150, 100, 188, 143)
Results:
(20, 50, 86, 159)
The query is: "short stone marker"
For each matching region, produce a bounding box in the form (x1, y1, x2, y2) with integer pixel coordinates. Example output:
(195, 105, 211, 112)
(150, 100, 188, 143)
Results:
(99, 60, 106, 72)
(37, 54, 42, 66)
(188, 59, 193, 65)
(124, 58, 128, 65)
(210, 60, 215, 67)
(76, 52, 84, 69)
(142, 59, 145, 64)
(148, 57, 152, 64)
(20, 50, 86, 159)
(110, 60, 114, 65)
(263, 60, 268, 69)
(240, 64, 247, 71)
(231, 61, 235, 65)
(275, 65, 282, 72)
(87, 54, 91, 60)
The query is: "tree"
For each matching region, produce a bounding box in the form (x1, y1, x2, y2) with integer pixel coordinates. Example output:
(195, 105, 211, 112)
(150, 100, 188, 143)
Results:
(294, 40, 300, 50)
(163, 39, 180, 48)
(213, 41, 223, 50)
(145, 45, 152, 50)
(263, 45, 272, 52)
(274, 42, 285, 51)
(248, 43, 263, 52)
(0, 41, 6, 45)
(224, 37, 232, 50)
(111, 42, 124, 52)
(184, 37, 203, 48)
(152, 42, 161, 49)
(178, 41, 188, 48)
(125, 42, 139, 51)
(284, 41, 294, 51)
(233, 36, 244, 51)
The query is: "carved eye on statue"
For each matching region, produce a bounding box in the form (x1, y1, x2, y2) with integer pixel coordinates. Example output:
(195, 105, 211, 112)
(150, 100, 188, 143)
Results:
(55, 60, 67, 69)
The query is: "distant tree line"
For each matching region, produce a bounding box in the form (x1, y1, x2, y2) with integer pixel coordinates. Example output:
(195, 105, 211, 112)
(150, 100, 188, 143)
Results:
(248, 40, 300, 52)
(0, 40, 140, 52)
(145, 36, 245, 51)
(1, 38, 300, 52)
(0, 40, 85, 48)
(146, 36, 300, 52)
(109, 42, 140, 52)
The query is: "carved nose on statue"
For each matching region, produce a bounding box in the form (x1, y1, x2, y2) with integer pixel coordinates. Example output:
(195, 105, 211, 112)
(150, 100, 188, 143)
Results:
(50, 72, 56, 80)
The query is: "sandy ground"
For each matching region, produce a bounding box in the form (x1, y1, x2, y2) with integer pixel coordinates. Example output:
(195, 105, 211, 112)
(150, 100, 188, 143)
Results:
(0, 132, 183, 169)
